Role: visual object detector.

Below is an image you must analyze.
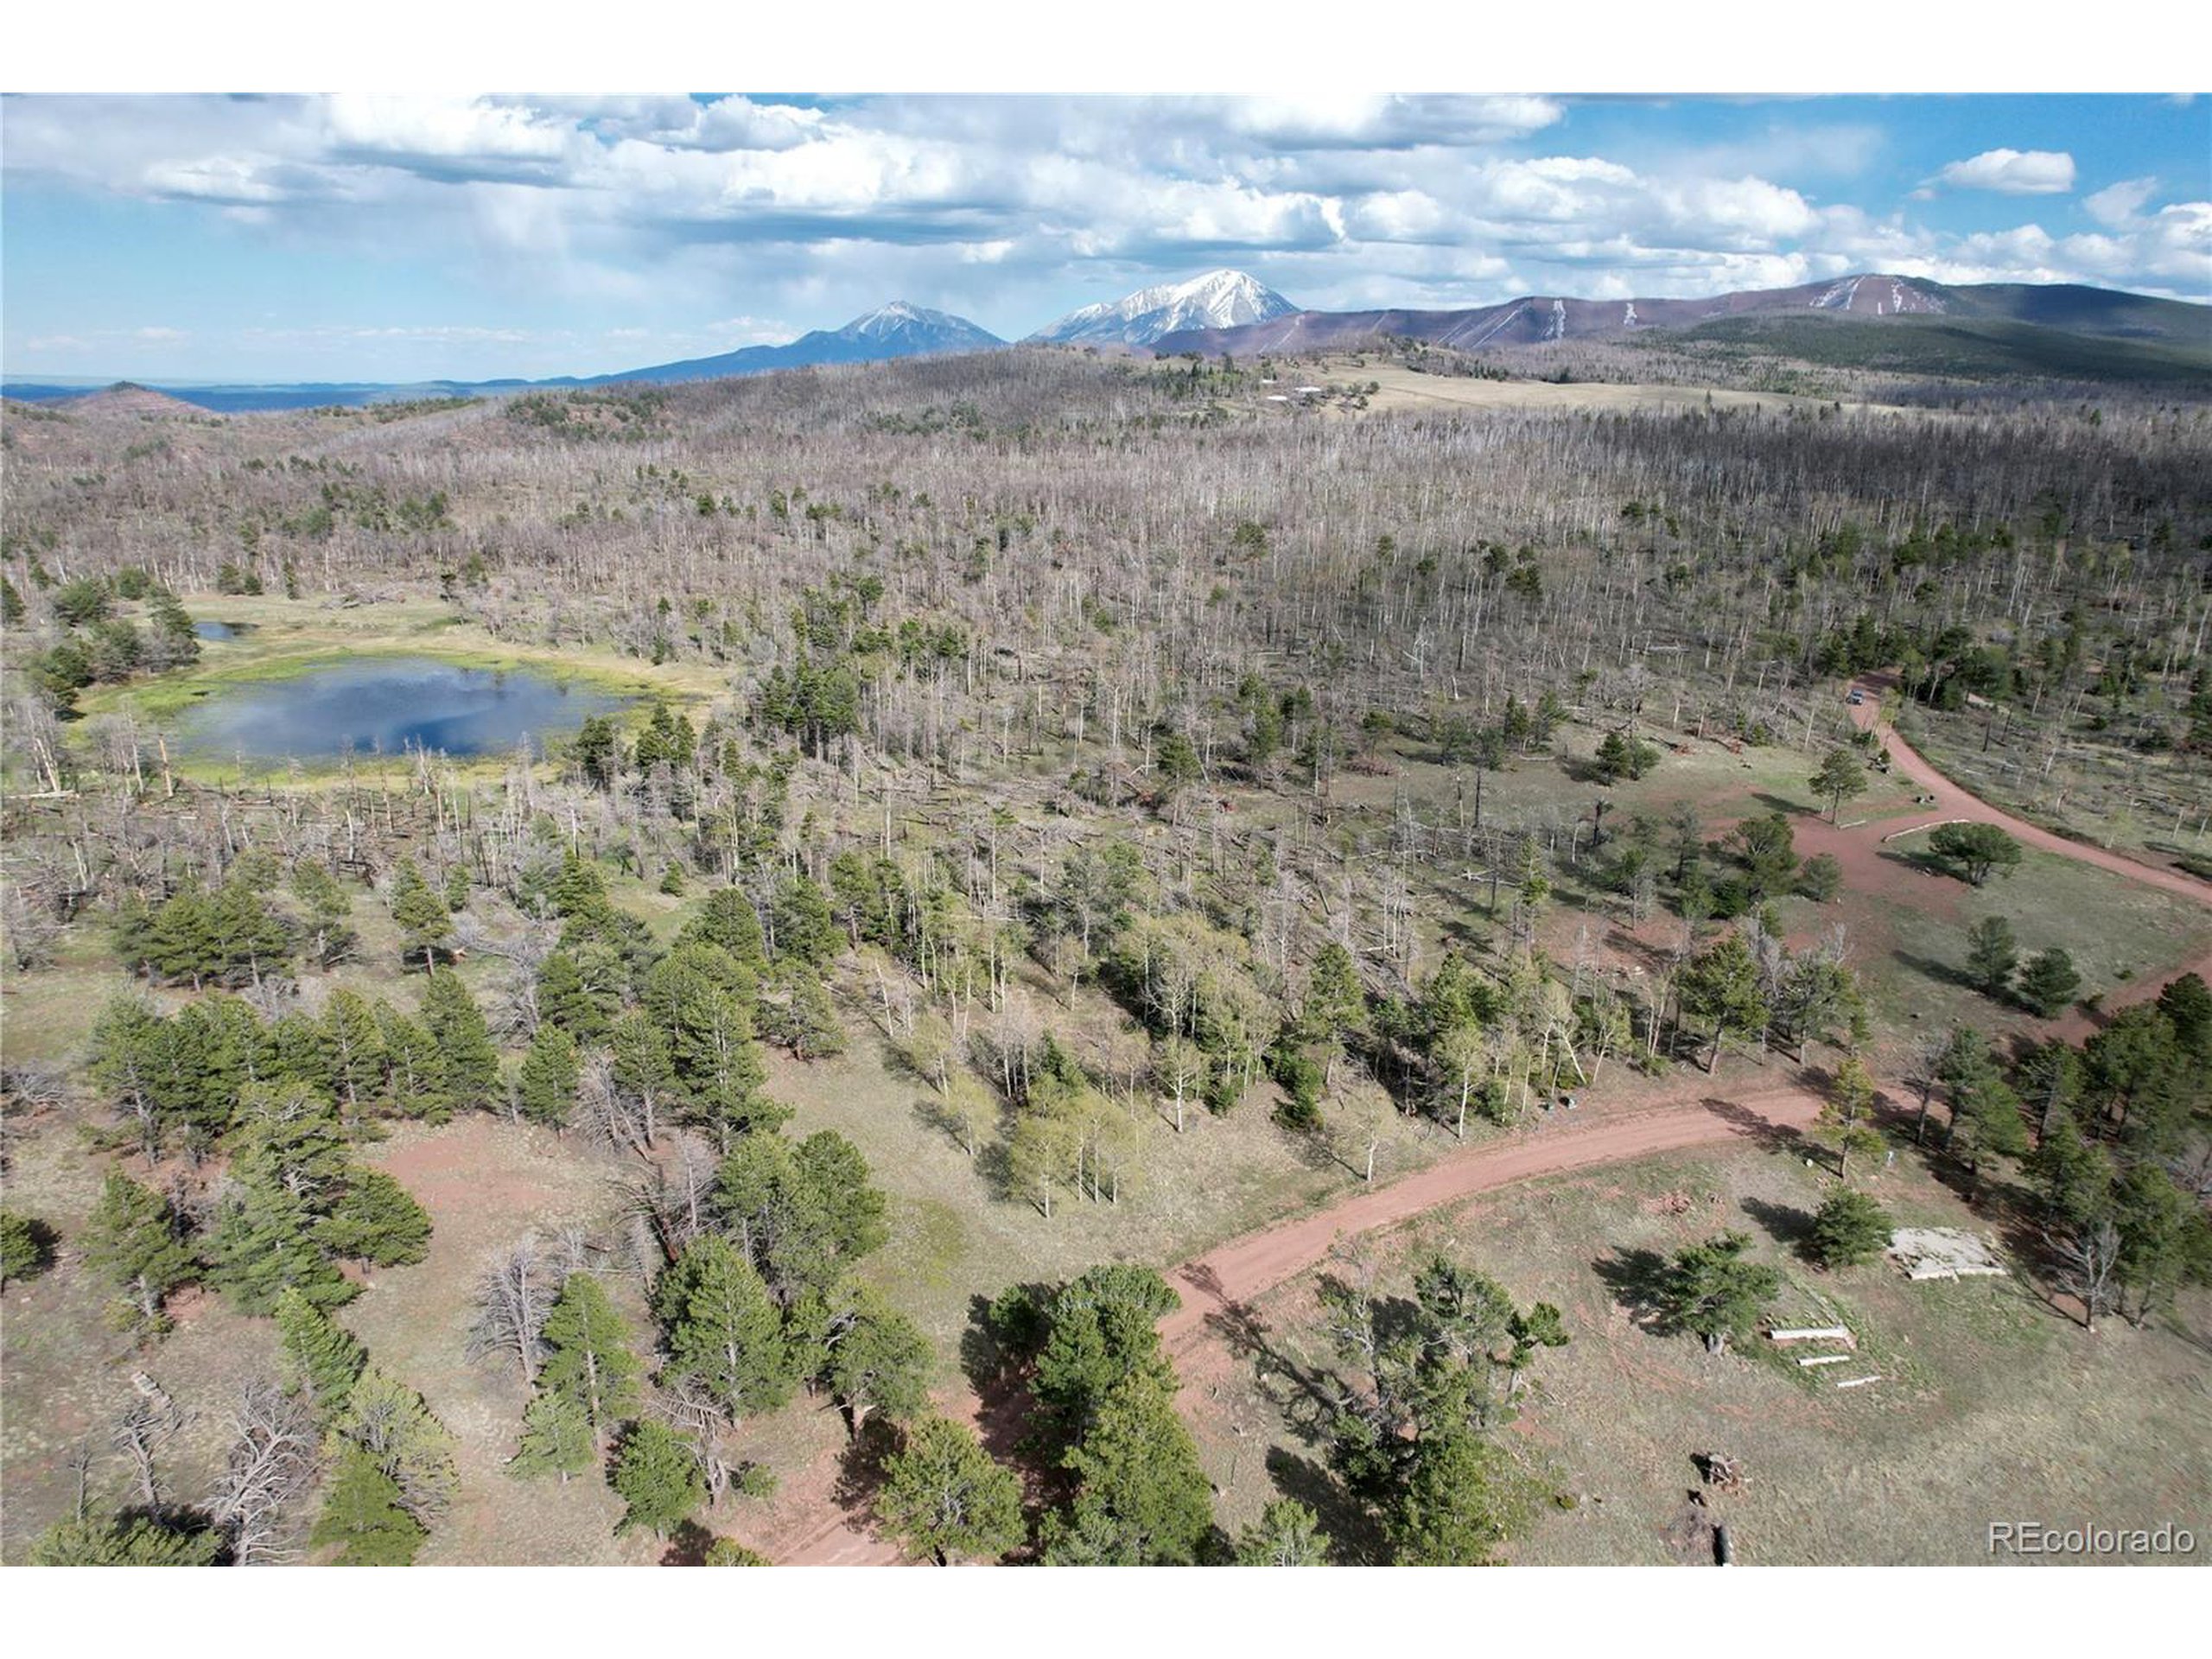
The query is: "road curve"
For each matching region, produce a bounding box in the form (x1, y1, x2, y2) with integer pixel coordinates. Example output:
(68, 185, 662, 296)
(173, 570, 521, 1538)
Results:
(1847, 673, 2212, 906)
(775, 679, 2209, 1561)
(1162, 1088, 1826, 1353)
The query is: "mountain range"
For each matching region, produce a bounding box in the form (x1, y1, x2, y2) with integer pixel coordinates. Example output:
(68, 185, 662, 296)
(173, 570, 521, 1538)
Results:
(1145, 273, 2208, 356)
(6, 270, 2205, 412)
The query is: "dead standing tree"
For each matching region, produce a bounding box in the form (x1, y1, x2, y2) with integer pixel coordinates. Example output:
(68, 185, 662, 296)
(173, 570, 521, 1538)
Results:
(467, 1231, 588, 1386)
(210, 1378, 320, 1565)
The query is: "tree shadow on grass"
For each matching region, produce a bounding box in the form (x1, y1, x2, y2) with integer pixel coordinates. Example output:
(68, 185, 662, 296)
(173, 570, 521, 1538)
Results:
(1749, 791, 1812, 820)
(1592, 1246, 1674, 1332)
(957, 1293, 1008, 1395)
(974, 1139, 1019, 1205)
(1891, 949, 1980, 994)
(1262, 1446, 1385, 1566)
(659, 1519, 715, 1566)
(1877, 845, 1965, 885)
(1739, 1195, 1816, 1258)
(953, 1291, 1056, 1488)
(909, 1094, 974, 1157)
(830, 1414, 899, 1522)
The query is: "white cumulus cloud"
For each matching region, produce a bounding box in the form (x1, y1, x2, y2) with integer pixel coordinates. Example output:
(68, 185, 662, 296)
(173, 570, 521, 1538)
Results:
(1934, 148, 2077, 195)
(2083, 175, 2158, 227)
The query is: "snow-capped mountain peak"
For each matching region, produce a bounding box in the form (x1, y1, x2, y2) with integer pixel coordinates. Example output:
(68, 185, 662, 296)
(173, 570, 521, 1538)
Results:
(1027, 270, 1299, 347)
(837, 301, 998, 347)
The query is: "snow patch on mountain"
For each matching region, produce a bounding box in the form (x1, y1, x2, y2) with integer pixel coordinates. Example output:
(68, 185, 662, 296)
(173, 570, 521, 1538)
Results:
(836, 302, 1004, 351)
(1027, 270, 1298, 346)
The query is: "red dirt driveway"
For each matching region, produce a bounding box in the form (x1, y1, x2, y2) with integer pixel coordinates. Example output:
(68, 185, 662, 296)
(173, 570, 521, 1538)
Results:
(772, 678, 2210, 1562)
(1847, 673, 2211, 906)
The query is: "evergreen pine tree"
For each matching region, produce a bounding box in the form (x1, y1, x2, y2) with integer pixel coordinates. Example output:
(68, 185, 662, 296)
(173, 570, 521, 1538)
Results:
(317, 1169, 433, 1268)
(514, 1023, 582, 1130)
(421, 969, 499, 1112)
(1, 1210, 54, 1288)
(676, 887, 769, 969)
(818, 1291, 932, 1438)
(1965, 916, 2019, 999)
(173, 994, 258, 1146)
(1234, 1498, 1332, 1566)
(229, 1080, 353, 1204)
(390, 858, 451, 971)
(607, 1011, 677, 1145)
(667, 981, 775, 1146)
(311, 1445, 429, 1565)
(205, 1177, 354, 1315)
(374, 1002, 450, 1122)
(1387, 1421, 1516, 1565)
(331, 1367, 460, 1522)
(1808, 1187, 1894, 1269)
(876, 1415, 1024, 1566)
(536, 950, 607, 1041)
(659, 1236, 795, 1424)
(775, 969, 847, 1059)
(264, 1009, 336, 1098)
(82, 1168, 194, 1337)
(537, 1273, 642, 1445)
(772, 874, 841, 969)
(510, 1389, 596, 1483)
(276, 1285, 367, 1419)
(1044, 1373, 1214, 1565)
(33, 1511, 223, 1566)
(2017, 947, 2082, 1018)
(610, 1418, 703, 1538)
(320, 989, 389, 1128)
(291, 861, 356, 968)
(88, 995, 179, 1160)
(1658, 1231, 1782, 1354)
(703, 1537, 770, 1565)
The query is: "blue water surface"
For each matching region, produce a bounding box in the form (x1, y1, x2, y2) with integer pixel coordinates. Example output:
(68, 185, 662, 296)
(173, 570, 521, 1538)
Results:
(175, 655, 633, 760)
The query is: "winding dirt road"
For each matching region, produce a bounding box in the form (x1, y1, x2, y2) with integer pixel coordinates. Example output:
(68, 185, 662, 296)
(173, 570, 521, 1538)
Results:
(1161, 1089, 1827, 1353)
(776, 683, 2209, 1562)
(1845, 673, 2212, 906)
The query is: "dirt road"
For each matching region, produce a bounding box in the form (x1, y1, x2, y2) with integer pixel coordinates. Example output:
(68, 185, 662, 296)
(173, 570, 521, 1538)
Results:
(1162, 1087, 1825, 1354)
(1847, 673, 2212, 906)
(772, 681, 2209, 1562)
(1152, 684, 2210, 1389)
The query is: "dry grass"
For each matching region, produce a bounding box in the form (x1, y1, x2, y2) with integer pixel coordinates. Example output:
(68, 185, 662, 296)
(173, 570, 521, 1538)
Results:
(1186, 1138, 2212, 1565)
(0, 1115, 281, 1561)
(773, 982, 1459, 1362)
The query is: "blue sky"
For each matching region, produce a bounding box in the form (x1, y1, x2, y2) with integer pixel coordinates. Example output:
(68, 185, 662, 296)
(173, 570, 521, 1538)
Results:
(3, 93, 2205, 383)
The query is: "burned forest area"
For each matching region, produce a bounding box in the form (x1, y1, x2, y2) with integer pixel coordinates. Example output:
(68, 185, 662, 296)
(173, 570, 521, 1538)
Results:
(4, 344, 2210, 1569)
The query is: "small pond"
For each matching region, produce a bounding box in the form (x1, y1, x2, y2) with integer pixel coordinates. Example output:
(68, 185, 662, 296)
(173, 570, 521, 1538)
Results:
(173, 656, 637, 761)
(193, 620, 247, 640)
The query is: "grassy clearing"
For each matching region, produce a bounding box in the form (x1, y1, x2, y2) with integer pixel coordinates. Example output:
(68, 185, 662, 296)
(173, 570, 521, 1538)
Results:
(349, 1119, 658, 1565)
(1843, 841, 2212, 1044)
(0, 1108, 657, 1565)
(1190, 1138, 2212, 1565)
(1276, 358, 1871, 419)
(0, 878, 515, 1077)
